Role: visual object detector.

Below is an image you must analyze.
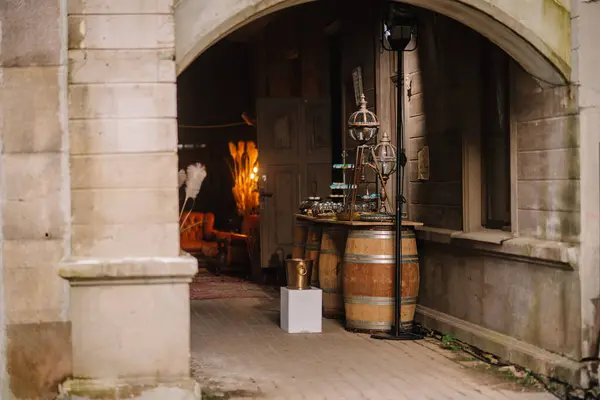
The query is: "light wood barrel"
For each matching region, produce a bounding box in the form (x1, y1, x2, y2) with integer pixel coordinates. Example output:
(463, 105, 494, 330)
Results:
(343, 228, 419, 333)
(292, 221, 310, 259)
(318, 226, 348, 319)
(305, 224, 322, 287)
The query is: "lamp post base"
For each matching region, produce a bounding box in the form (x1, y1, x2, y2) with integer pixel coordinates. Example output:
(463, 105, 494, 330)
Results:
(371, 327, 424, 341)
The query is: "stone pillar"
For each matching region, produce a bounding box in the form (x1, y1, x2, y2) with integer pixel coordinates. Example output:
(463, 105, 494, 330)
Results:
(58, 0, 199, 398)
(1, 1, 73, 398)
(575, 0, 600, 388)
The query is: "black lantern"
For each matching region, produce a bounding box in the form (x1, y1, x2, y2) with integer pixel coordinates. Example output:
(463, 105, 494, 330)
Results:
(382, 2, 418, 52)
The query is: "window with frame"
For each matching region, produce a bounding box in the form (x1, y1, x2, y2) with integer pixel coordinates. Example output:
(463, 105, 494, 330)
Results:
(480, 40, 511, 232)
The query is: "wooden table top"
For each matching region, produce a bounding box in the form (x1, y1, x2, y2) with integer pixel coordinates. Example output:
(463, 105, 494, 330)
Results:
(295, 214, 424, 227)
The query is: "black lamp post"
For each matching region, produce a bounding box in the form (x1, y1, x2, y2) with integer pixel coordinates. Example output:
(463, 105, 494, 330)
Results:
(371, 1, 423, 342)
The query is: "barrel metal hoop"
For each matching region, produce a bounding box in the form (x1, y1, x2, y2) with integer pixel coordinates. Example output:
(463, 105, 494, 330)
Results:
(344, 253, 394, 264)
(348, 231, 415, 239)
(319, 249, 338, 255)
(343, 253, 419, 264)
(349, 232, 395, 239)
(293, 242, 307, 247)
(344, 295, 418, 305)
(346, 320, 391, 329)
(346, 319, 414, 330)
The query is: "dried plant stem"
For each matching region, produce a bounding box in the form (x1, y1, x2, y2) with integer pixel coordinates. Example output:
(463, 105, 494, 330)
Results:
(228, 140, 259, 216)
(180, 220, 204, 233)
(180, 198, 196, 229)
(179, 197, 189, 219)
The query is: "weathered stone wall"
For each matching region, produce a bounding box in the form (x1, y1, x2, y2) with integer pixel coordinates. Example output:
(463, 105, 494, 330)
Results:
(405, 11, 583, 383)
(573, 0, 600, 386)
(418, 244, 581, 380)
(68, 0, 179, 258)
(0, 0, 72, 398)
(61, 1, 199, 395)
(0, 11, 7, 400)
(513, 64, 579, 243)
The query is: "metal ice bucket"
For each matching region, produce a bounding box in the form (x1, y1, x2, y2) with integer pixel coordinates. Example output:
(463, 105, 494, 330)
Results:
(285, 259, 313, 290)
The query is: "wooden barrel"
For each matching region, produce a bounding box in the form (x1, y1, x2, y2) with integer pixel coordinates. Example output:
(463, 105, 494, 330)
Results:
(292, 221, 310, 259)
(304, 224, 322, 287)
(343, 228, 419, 333)
(318, 226, 348, 319)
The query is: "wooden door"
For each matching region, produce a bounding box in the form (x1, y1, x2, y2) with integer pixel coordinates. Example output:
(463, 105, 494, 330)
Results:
(257, 98, 331, 268)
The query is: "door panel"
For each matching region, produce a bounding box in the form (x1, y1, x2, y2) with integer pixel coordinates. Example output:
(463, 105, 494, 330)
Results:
(272, 166, 297, 248)
(257, 97, 331, 268)
(305, 99, 332, 157)
(257, 98, 300, 164)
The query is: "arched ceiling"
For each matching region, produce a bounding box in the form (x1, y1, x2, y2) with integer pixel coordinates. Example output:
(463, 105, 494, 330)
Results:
(175, 0, 571, 84)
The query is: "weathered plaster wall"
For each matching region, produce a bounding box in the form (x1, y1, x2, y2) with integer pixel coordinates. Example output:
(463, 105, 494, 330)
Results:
(0, 0, 72, 398)
(405, 11, 582, 383)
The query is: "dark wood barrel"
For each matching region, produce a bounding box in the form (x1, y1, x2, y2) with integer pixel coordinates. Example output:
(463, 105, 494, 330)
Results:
(292, 220, 310, 259)
(305, 224, 322, 287)
(343, 228, 419, 333)
(318, 226, 348, 319)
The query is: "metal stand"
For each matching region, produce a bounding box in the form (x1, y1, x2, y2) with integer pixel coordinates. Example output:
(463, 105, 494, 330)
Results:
(371, 50, 423, 342)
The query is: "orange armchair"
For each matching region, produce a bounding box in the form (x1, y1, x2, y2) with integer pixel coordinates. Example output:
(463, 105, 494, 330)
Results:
(180, 212, 251, 273)
(180, 212, 222, 260)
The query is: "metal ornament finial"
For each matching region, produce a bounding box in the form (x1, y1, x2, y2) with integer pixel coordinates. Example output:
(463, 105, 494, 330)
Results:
(359, 94, 367, 109)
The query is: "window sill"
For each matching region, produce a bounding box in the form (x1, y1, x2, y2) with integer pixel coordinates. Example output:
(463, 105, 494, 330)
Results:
(450, 229, 512, 244)
(414, 226, 579, 270)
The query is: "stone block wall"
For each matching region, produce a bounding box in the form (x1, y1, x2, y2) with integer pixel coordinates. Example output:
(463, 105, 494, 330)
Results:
(513, 69, 580, 243)
(0, 0, 72, 398)
(418, 244, 581, 380)
(573, 0, 600, 383)
(405, 10, 583, 383)
(67, 0, 179, 258)
(0, 12, 6, 399)
(60, 2, 198, 394)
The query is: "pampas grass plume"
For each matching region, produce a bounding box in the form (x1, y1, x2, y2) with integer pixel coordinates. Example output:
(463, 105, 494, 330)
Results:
(185, 163, 206, 200)
(179, 162, 207, 228)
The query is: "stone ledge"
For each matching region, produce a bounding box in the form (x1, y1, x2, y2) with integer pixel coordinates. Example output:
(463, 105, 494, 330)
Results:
(415, 226, 579, 269)
(450, 229, 512, 244)
(59, 254, 198, 284)
(59, 377, 200, 400)
(416, 305, 581, 386)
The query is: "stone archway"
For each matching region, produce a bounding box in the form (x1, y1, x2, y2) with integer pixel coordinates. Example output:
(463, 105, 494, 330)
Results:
(174, 0, 571, 84)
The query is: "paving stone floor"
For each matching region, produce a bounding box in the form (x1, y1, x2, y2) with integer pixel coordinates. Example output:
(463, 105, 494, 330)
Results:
(190, 296, 555, 400)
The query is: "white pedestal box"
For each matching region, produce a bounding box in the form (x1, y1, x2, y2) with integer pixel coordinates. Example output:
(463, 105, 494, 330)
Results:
(280, 287, 323, 333)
